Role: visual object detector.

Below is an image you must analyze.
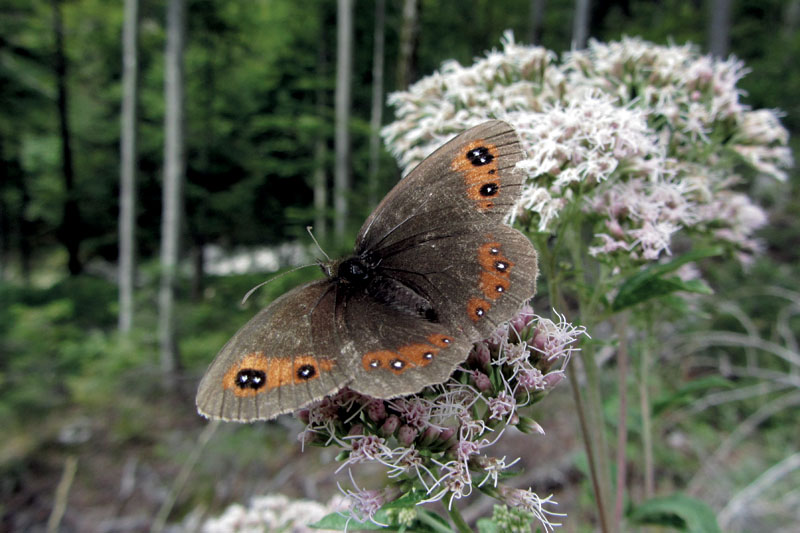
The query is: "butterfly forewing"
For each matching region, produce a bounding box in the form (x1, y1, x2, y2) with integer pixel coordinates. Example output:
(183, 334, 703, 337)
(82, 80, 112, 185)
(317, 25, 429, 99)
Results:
(356, 120, 524, 254)
(196, 281, 350, 421)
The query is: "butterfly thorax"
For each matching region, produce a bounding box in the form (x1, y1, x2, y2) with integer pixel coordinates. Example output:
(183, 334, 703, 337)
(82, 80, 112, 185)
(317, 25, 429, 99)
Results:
(332, 255, 438, 323)
(336, 257, 371, 284)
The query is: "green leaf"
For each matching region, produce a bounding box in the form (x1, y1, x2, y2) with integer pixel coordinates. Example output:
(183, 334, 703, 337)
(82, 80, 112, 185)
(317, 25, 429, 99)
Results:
(629, 493, 721, 533)
(309, 510, 390, 531)
(381, 491, 427, 509)
(309, 491, 430, 531)
(477, 518, 500, 533)
(652, 376, 734, 416)
(612, 248, 722, 311)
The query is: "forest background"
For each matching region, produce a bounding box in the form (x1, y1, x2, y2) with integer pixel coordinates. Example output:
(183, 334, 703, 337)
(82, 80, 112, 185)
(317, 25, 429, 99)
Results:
(1, 0, 798, 531)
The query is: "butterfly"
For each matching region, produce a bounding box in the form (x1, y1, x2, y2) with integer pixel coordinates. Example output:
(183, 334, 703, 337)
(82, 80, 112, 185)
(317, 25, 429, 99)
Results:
(196, 120, 538, 422)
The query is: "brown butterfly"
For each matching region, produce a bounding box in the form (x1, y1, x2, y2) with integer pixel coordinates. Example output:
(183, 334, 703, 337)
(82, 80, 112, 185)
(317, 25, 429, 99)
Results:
(196, 120, 538, 422)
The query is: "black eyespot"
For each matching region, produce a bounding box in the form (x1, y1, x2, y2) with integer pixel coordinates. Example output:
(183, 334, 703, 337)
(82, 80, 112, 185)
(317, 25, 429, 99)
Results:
(495, 261, 508, 272)
(235, 369, 267, 390)
(423, 352, 434, 360)
(391, 359, 405, 370)
(369, 359, 380, 368)
(297, 364, 316, 380)
(443, 338, 451, 344)
(479, 182, 499, 197)
(475, 307, 485, 317)
(489, 247, 500, 255)
(488, 169, 496, 175)
(466, 146, 493, 166)
(496, 285, 504, 293)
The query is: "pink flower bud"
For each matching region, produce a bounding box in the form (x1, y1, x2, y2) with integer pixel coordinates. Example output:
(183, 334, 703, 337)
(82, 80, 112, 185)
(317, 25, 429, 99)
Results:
(419, 426, 439, 446)
(544, 371, 566, 389)
(438, 427, 456, 446)
(397, 425, 418, 447)
(296, 409, 310, 424)
(472, 371, 492, 392)
(469, 342, 491, 370)
(365, 399, 387, 422)
(379, 415, 400, 437)
(348, 424, 364, 436)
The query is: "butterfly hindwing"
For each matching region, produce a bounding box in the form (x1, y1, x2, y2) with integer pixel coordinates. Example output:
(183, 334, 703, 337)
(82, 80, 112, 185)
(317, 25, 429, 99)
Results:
(333, 287, 475, 398)
(372, 222, 538, 340)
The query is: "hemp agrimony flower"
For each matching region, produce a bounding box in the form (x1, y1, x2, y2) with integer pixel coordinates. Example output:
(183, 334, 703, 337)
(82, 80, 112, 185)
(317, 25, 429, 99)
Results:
(301, 305, 583, 532)
(383, 33, 792, 267)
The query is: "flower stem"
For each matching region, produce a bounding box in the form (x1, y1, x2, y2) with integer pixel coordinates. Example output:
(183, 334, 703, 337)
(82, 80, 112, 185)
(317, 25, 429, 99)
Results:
(443, 495, 472, 533)
(564, 215, 613, 532)
(614, 312, 630, 530)
(640, 309, 655, 498)
(417, 508, 458, 533)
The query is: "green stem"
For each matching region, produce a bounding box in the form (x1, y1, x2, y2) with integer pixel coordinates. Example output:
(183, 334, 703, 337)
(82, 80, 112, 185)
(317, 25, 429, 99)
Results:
(640, 309, 655, 498)
(416, 509, 456, 533)
(539, 227, 610, 533)
(614, 312, 631, 531)
(564, 217, 613, 532)
(568, 370, 610, 533)
(443, 495, 472, 533)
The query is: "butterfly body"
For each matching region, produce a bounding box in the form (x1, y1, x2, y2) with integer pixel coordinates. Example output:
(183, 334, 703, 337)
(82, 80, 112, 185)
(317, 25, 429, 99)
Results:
(197, 121, 538, 421)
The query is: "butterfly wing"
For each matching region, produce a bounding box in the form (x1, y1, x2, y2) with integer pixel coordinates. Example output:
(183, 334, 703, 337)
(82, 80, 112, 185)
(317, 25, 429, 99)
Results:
(370, 222, 538, 341)
(333, 286, 475, 398)
(356, 120, 537, 340)
(196, 280, 351, 422)
(357, 120, 524, 252)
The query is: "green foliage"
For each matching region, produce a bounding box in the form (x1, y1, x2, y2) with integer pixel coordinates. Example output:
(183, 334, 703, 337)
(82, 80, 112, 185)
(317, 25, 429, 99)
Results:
(612, 248, 721, 311)
(629, 493, 721, 533)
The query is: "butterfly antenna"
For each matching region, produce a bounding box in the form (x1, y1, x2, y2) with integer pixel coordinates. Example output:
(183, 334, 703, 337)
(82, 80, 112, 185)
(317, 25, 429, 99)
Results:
(241, 264, 315, 305)
(306, 225, 331, 262)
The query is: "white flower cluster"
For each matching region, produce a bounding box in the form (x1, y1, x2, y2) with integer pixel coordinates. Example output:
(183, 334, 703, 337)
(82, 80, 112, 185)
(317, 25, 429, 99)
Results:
(198, 494, 345, 533)
(383, 33, 792, 263)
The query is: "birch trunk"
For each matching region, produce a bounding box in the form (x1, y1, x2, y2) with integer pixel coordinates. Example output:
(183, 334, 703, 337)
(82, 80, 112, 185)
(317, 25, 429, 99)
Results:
(159, 0, 186, 379)
(119, 0, 139, 332)
(367, 0, 386, 207)
(572, 0, 591, 50)
(333, 0, 353, 241)
(396, 0, 418, 89)
(709, 0, 732, 57)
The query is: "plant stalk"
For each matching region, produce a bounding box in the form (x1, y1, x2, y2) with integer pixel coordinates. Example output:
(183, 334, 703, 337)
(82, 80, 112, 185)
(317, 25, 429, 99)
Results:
(444, 496, 473, 533)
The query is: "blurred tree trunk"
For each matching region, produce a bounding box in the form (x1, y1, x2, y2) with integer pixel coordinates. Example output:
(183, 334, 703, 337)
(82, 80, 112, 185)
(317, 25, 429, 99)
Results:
(19, 179, 32, 284)
(528, 0, 545, 45)
(334, 0, 353, 241)
(367, 0, 385, 206)
(159, 0, 186, 381)
(396, 0, 419, 89)
(191, 240, 204, 301)
(0, 135, 7, 281)
(119, 0, 139, 333)
(572, 0, 591, 49)
(313, 19, 329, 243)
(709, 0, 732, 57)
(52, 0, 83, 275)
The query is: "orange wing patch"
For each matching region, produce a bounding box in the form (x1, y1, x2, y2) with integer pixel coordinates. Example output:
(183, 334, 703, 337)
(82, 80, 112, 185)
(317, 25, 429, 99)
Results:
(362, 336, 452, 374)
(450, 140, 502, 213)
(223, 352, 336, 397)
(469, 238, 515, 320)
